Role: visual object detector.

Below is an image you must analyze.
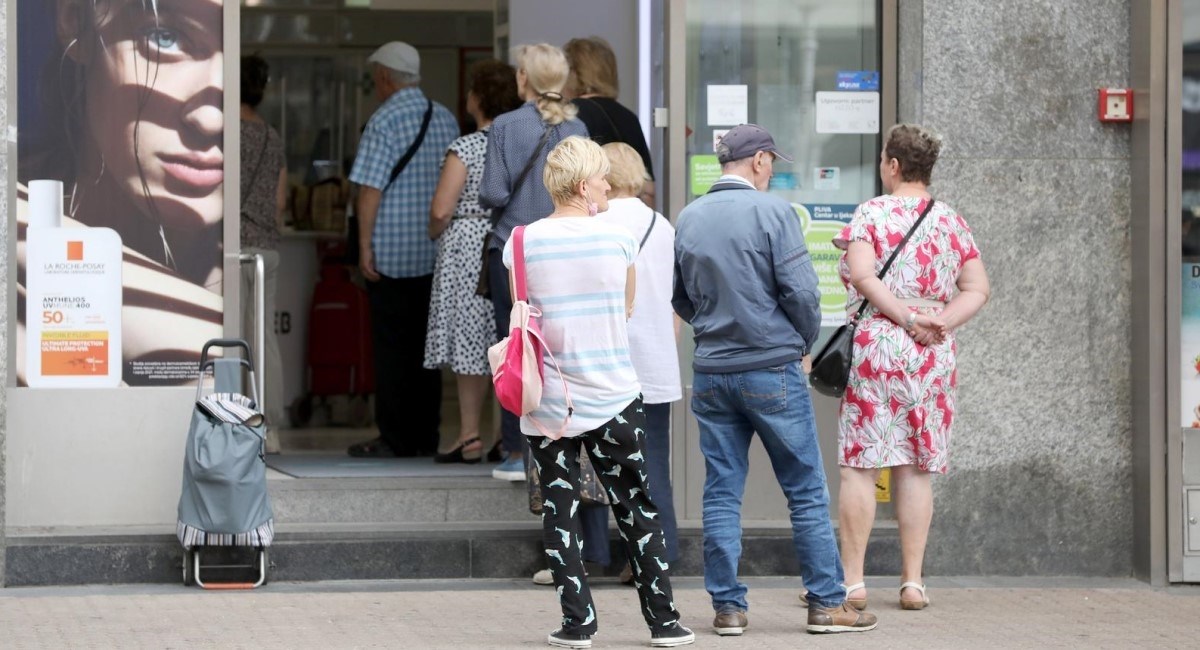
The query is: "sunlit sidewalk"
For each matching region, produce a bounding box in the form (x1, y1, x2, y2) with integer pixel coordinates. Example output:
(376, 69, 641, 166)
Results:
(0, 576, 1195, 649)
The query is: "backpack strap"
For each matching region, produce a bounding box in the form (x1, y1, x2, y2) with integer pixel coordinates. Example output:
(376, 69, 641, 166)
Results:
(510, 225, 574, 437)
(512, 225, 529, 302)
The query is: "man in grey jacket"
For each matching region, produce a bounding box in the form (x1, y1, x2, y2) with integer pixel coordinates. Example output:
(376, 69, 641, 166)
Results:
(673, 124, 877, 637)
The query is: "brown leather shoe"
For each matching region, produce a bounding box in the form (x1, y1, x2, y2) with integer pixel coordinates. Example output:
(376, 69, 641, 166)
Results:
(806, 602, 878, 633)
(712, 605, 748, 636)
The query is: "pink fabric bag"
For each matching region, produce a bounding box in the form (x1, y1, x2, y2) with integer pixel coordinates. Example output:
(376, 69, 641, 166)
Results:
(487, 226, 573, 438)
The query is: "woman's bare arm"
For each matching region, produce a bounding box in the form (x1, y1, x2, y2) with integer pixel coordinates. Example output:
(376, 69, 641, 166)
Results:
(939, 258, 990, 331)
(625, 266, 637, 320)
(429, 153, 468, 240)
(846, 240, 944, 343)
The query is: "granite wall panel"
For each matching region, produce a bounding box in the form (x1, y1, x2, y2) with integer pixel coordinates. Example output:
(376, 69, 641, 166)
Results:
(901, 0, 1134, 575)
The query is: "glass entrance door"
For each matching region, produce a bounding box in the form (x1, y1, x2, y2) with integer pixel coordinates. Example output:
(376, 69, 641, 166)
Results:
(666, 0, 894, 522)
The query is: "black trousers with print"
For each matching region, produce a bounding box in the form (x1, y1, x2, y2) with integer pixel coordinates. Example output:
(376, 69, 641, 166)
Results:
(528, 397, 682, 635)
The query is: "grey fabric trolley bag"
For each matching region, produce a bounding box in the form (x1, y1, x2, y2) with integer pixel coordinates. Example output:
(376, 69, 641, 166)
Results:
(177, 338, 274, 588)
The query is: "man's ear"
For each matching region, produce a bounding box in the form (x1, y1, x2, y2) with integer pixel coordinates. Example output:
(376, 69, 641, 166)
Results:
(56, 0, 89, 65)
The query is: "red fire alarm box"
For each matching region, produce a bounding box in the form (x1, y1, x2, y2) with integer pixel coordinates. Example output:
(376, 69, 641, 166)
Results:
(1098, 88, 1133, 122)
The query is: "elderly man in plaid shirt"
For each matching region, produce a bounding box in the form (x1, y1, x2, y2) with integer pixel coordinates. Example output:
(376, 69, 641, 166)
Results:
(347, 42, 459, 458)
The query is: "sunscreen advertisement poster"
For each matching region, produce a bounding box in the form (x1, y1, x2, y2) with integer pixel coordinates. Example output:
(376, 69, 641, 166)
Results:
(15, 0, 226, 387)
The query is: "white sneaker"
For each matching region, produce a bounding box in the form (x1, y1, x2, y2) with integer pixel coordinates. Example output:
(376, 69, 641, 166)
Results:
(533, 568, 555, 585)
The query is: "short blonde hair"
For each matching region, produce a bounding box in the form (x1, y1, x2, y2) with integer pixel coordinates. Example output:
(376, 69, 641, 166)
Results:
(544, 136, 611, 206)
(564, 37, 619, 98)
(602, 142, 648, 197)
(514, 43, 578, 125)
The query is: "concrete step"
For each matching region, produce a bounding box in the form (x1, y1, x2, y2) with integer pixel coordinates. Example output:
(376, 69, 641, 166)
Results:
(267, 475, 532, 525)
(3, 523, 902, 587)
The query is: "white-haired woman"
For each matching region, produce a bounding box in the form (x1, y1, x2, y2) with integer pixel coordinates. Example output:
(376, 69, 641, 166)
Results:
(504, 136, 693, 649)
(480, 43, 589, 481)
(596, 142, 681, 583)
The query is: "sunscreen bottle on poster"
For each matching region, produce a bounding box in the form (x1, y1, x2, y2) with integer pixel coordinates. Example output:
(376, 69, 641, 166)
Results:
(25, 180, 123, 387)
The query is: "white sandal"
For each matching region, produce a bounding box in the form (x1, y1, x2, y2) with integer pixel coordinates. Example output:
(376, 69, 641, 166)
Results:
(899, 581, 929, 610)
(843, 582, 868, 610)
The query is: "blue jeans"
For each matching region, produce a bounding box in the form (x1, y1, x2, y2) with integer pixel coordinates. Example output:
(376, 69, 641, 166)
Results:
(644, 402, 679, 562)
(487, 248, 522, 456)
(692, 361, 844, 610)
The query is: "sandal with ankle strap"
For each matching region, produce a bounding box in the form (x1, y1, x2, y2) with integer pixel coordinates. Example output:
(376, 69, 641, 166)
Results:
(434, 437, 483, 464)
(899, 582, 929, 610)
(843, 582, 868, 610)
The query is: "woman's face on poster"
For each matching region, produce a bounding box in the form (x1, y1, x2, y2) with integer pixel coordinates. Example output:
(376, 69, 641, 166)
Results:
(74, 0, 225, 232)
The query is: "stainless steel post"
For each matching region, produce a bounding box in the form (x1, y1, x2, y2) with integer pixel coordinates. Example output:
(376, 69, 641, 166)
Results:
(239, 253, 267, 411)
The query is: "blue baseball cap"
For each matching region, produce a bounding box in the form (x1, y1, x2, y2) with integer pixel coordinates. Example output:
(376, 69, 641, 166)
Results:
(716, 124, 794, 164)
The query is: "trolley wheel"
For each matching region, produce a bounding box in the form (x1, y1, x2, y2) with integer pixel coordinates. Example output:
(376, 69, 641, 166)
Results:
(183, 549, 196, 586)
(289, 395, 313, 427)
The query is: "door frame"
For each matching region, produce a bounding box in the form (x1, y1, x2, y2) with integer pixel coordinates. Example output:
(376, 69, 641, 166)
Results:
(663, 0, 899, 522)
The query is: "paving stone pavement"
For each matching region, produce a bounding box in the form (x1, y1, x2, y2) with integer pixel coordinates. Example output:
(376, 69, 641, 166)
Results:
(0, 577, 1197, 649)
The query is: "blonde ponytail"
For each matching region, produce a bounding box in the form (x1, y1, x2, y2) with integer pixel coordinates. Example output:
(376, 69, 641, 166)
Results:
(515, 43, 578, 125)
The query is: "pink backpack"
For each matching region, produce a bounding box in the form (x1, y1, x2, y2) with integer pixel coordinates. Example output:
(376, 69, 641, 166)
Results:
(487, 226, 573, 438)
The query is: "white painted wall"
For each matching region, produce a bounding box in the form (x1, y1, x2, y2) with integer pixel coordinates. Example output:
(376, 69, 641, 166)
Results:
(506, 0, 641, 113)
(6, 388, 196, 529)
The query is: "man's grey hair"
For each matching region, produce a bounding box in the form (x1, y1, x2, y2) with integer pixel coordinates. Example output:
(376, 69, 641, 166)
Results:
(718, 142, 753, 171)
(380, 65, 421, 87)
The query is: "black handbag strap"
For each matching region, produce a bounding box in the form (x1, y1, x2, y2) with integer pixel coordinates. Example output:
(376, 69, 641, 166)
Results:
(385, 99, 433, 191)
(489, 124, 553, 228)
(579, 97, 622, 142)
(851, 197, 936, 321)
(637, 207, 657, 253)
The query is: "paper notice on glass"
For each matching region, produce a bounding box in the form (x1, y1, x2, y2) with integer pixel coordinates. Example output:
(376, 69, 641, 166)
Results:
(815, 91, 880, 134)
(712, 129, 730, 152)
(707, 85, 748, 126)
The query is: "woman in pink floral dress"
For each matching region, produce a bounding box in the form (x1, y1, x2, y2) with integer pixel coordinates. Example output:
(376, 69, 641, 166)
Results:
(832, 124, 990, 612)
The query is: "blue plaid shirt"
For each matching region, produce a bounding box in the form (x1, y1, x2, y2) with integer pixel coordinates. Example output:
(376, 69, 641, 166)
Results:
(349, 88, 459, 278)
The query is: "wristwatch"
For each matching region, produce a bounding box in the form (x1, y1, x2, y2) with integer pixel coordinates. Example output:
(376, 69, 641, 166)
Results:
(904, 312, 917, 331)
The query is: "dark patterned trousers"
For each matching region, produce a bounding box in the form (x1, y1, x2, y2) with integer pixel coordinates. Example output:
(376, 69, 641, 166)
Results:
(528, 397, 682, 636)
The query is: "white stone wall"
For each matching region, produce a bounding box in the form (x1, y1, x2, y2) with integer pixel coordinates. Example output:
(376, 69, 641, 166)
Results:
(904, 0, 1133, 574)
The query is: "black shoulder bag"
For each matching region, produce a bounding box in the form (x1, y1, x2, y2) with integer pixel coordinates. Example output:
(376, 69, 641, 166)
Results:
(474, 125, 555, 297)
(808, 198, 935, 398)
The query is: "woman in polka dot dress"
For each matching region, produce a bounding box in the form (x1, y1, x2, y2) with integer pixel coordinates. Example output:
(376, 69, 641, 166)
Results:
(425, 60, 522, 463)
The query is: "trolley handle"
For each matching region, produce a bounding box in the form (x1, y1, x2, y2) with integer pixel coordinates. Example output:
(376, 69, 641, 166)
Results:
(199, 338, 255, 370)
(198, 358, 254, 375)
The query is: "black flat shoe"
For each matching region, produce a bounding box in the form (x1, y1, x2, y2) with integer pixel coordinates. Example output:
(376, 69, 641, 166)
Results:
(347, 437, 396, 458)
(435, 437, 483, 464)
